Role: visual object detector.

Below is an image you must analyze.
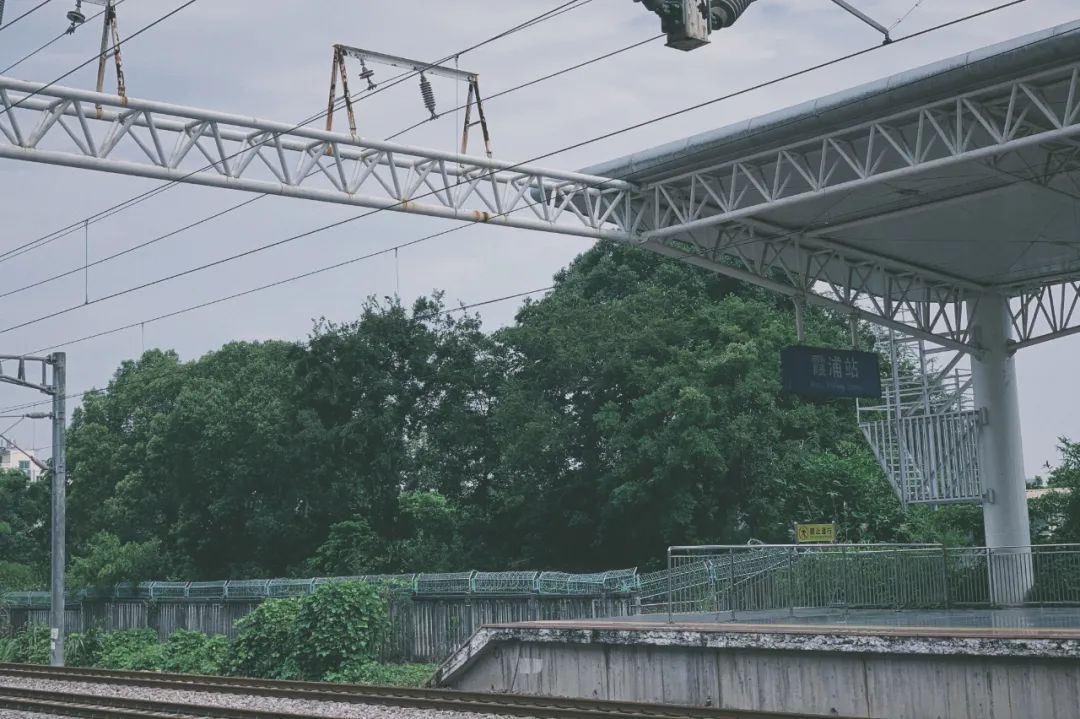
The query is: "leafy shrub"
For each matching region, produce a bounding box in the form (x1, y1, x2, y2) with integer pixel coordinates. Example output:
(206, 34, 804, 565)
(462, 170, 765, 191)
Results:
(293, 581, 390, 680)
(228, 597, 302, 679)
(97, 629, 165, 670)
(67, 628, 105, 667)
(12, 624, 50, 664)
(324, 661, 435, 687)
(160, 630, 229, 675)
(0, 636, 18, 662)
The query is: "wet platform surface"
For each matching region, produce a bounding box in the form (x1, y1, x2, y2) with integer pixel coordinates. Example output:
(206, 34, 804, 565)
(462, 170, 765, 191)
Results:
(616, 607, 1080, 631)
(497, 607, 1080, 640)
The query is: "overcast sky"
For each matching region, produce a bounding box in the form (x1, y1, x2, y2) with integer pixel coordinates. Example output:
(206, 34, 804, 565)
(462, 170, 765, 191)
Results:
(0, 0, 1077, 478)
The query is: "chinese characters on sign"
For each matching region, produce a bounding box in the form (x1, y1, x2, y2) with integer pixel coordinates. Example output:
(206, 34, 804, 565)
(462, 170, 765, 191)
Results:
(781, 346, 882, 399)
(796, 523, 836, 544)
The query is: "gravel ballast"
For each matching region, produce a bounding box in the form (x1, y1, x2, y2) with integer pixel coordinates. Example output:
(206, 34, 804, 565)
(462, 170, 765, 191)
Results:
(0, 676, 519, 719)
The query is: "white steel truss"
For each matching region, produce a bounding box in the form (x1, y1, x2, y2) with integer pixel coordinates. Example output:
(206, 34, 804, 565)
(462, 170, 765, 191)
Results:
(2, 56, 1080, 352)
(644, 222, 979, 353)
(628, 59, 1080, 353)
(637, 62, 1080, 242)
(0, 76, 633, 242)
(1009, 280, 1080, 350)
(858, 330, 982, 507)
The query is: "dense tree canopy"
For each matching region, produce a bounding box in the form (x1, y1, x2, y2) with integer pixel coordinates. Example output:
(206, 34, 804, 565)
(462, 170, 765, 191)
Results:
(0, 469, 47, 591)
(482, 245, 884, 568)
(3, 241, 1065, 587)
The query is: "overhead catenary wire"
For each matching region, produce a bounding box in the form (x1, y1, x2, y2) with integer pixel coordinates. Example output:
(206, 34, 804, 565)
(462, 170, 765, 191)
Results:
(0, 0, 51, 34)
(0, 168, 924, 417)
(11, 148, 888, 365)
(0, 0, 1039, 417)
(386, 33, 662, 141)
(0, 131, 1036, 420)
(0, 162, 1002, 416)
(0, 0, 598, 265)
(0, 0, 1036, 342)
(0, 0, 196, 118)
(1, 0, 125, 74)
(0, 31, 665, 303)
(890, 0, 930, 32)
(0, 284, 557, 417)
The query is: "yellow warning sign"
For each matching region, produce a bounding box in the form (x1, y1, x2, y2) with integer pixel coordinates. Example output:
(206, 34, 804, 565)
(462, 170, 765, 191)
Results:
(797, 523, 836, 544)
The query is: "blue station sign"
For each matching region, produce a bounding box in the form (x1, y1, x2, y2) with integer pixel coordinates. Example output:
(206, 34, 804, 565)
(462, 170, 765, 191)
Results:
(781, 346, 882, 399)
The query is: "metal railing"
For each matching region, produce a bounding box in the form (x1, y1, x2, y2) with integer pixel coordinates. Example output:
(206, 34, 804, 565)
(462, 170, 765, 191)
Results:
(1, 568, 641, 608)
(649, 544, 1080, 618)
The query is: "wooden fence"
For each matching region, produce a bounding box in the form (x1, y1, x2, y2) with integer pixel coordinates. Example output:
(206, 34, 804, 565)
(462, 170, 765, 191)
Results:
(5, 594, 636, 663)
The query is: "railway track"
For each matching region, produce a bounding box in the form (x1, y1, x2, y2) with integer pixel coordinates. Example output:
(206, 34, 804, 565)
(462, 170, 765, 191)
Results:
(0, 662, 851, 718)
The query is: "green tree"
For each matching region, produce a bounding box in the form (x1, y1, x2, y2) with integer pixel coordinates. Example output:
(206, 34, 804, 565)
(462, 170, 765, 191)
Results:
(1031, 438, 1080, 543)
(66, 343, 309, 579)
(484, 241, 892, 568)
(749, 439, 906, 543)
(66, 532, 164, 591)
(295, 295, 496, 568)
(309, 518, 389, 576)
(0, 469, 48, 587)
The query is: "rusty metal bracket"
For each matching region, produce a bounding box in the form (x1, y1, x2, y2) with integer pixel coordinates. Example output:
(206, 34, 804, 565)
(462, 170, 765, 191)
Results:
(326, 44, 493, 157)
(460, 77, 492, 158)
(326, 45, 358, 139)
(92, 0, 126, 117)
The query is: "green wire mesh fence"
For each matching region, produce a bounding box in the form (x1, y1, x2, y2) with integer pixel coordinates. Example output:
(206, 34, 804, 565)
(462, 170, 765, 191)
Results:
(1, 568, 642, 607)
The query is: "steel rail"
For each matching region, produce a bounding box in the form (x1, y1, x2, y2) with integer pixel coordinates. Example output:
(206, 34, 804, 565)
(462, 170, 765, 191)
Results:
(0, 663, 851, 719)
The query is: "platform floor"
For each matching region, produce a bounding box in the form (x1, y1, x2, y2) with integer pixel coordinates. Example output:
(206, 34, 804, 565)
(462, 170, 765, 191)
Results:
(622, 606, 1080, 631)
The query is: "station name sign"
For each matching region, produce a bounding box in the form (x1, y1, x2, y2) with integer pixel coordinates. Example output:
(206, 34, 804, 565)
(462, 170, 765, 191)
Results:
(781, 346, 882, 399)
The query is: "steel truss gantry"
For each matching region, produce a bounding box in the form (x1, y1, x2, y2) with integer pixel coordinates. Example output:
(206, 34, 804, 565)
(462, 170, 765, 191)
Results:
(2, 54, 1080, 352)
(0, 76, 634, 242)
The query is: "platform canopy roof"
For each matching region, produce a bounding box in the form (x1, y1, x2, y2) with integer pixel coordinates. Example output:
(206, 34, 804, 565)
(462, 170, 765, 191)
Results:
(584, 20, 1080, 352)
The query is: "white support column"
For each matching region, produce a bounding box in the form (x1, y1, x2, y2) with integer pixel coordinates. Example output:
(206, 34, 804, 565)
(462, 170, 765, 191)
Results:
(969, 294, 1032, 606)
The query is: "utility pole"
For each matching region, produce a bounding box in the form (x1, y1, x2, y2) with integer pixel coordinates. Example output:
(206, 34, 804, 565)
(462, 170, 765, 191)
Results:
(0, 352, 67, 665)
(49, 352, 67, 666)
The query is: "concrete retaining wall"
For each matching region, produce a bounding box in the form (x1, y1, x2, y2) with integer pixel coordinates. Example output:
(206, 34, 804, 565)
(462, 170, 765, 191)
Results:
(436, 622, 1080, 718)
(5, 595, 635, 663)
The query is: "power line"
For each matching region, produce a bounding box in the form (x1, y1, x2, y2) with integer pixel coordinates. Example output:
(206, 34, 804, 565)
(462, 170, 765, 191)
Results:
(0, 0, 1037, 412)
(1, 1, 126, 74)
(0, 169, 1015, 413)
(0, 0, 596, 265)
(0, 0, 51, 34)
(0, 32, 664, 303)
(0, 284, 557, 417)
(5, 156, 1022, 417)
(386, 33, 662, 141)
(0, 0, 1033, 339)
(890, 0, 931, 32)
(0, 0, 197, 120)
(0, 73, 406, 266)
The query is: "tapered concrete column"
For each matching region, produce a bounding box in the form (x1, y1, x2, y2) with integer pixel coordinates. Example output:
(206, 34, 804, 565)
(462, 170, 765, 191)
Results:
(969, 294, 1031, 605)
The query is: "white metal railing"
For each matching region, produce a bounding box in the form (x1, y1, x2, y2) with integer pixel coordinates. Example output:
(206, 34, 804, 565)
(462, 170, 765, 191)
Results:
(652, 544, 1080, 618)
(858, 325, 983, 507)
